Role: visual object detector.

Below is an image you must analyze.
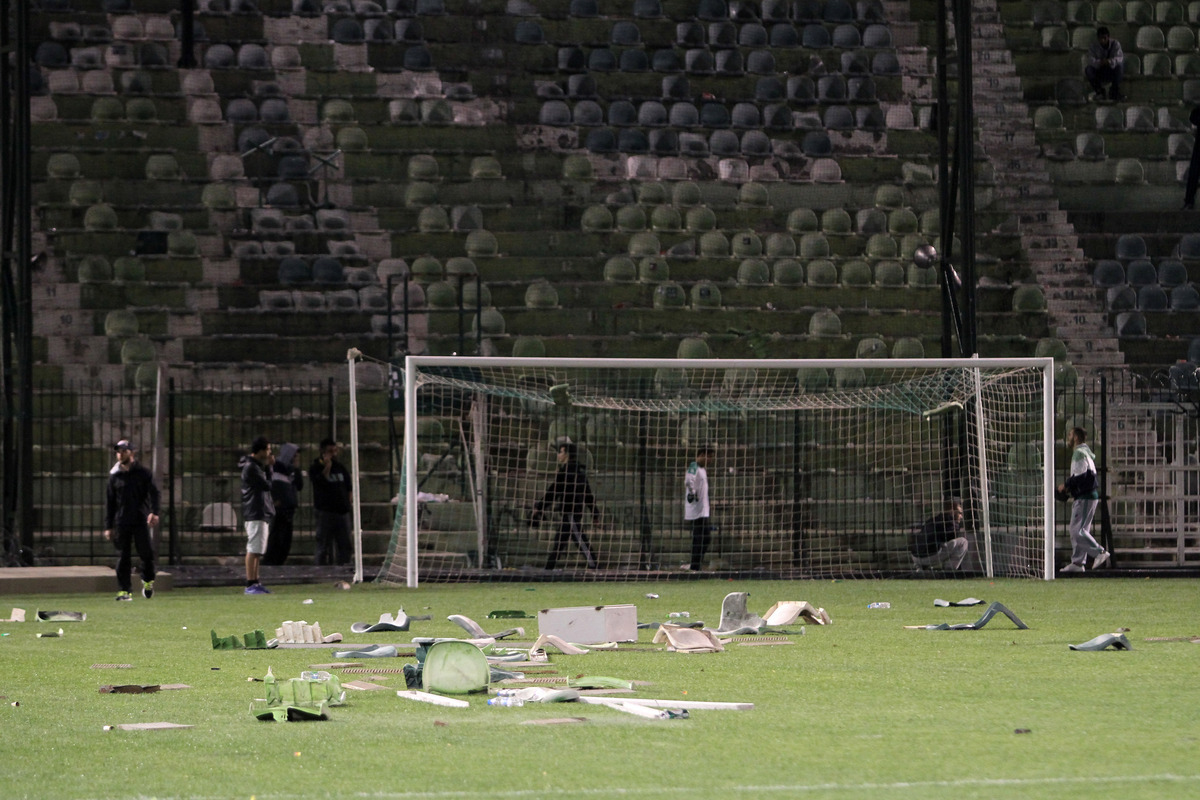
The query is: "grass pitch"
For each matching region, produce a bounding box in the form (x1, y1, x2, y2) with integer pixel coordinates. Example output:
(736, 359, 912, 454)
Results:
(2, 577, 1198, 800)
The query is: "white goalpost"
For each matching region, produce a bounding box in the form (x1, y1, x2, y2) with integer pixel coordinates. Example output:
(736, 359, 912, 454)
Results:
(378, 356, 1056, 587)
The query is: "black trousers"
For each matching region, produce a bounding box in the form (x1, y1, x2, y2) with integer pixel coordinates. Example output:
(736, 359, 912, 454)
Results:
(263, 506, 296, 565)
(545, 514, 596, 570)
(114, 523, 155, 592)
(315, 509, 352, 566)
(689, 517, 711, 568)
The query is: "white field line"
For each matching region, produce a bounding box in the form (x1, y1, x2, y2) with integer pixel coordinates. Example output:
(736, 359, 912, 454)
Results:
(100, 773, 1200, 800)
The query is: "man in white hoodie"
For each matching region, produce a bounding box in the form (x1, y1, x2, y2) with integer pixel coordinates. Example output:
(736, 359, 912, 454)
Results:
(1058, 427, 1110, 573)
(682, 446, 714, 570)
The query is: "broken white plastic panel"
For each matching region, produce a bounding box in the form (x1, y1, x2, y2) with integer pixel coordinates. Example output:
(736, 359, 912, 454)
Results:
(652, 624, 724, 653)
(350, 610, 411, 634)
(537, 605, 637, 644)
(761, 601, 832, 626)
(396, 690, 470, 708)
(576, 696, 753, 711)
(447, 614, 524, 640)
(528, 633, 590, 659)
(1, 608, 25, 622)
(275, 620, 342, 644)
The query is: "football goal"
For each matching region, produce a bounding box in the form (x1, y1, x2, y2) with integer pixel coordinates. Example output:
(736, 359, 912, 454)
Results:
(374, 356, 1055, 586)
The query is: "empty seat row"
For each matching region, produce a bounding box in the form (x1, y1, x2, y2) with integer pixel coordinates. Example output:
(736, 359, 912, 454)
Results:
(1030, 0, 1200, 25)
(514, 18, 892, 49)
(1105, 282, 1200, 310)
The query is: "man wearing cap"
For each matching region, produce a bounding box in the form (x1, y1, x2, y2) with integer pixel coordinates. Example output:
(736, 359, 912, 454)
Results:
(239, 436, 274, 594)
(104, 440, 161, 601)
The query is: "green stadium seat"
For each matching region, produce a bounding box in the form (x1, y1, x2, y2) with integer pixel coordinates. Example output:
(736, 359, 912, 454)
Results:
(525, 280, 560, 308)
(1034, 105, 1065, 131)
(855, 336, 888, 358)
(891, 337, 925, 358)
(418, 206, 450, 232)
(629, 231, 661, 257)
(473, 307, 506, 336)
(800, 232, 831, 258)
(1096, 0, 1124, 22)
(1172, 284, 1200, 309)
(841, 260, 872, 287)
(1137, 283, 1168, 310)
(1077, 132, 1107, 160)
(1167, 24, 1195, 50)
(691, 280, 722, 308)
(875, 260, 906, 287)
(1157, 259, 1188, 287)
(1012, 284, 1047, 311)
(1096, 105, 1123, 130)
(465, 230, 498, 257)
(1116, 234, 1148, 260)
(1136, 24, 1166, 51)
(120, 337, 156, 365)
(411, 255, 444, 284)
(581, 204, 614, 233)
(639, 256, 670, 282)
(1092, 259, 1126, 287)
(69, 180, 103, 207)
(77, 255, 113, 283)
(866, 233, 899, 259)
(774, 259, 804, 285)
(809, 308, 842, 337)
(699, 231, 730, 257)
(833, 366, 865, 388)
(84, 203, 119, 231)
(685, 205, 717, 231)
(604, 256, 638, 282)
(737, 258, 771, 285)
(765, 233, 797, 258)
(653, 281, 687, 308)
(512, 336, 546, 357)
(807, 259, 838, 286)
(732, 230, 763, 257)
(821, 207, 853, 234)
(1042, 25, 1069, 51)
(788, 207, 820, 233)
(1143, 51, 1172, 75)
(1115, 310, 1147, 336)
(650, 205, 682, 231)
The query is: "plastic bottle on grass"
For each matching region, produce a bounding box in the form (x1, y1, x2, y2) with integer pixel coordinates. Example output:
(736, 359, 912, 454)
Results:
(488, 695, 525, 707)
(867, 602, 891, 609)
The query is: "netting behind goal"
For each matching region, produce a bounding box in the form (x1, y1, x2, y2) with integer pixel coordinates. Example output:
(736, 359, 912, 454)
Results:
(378, 357, 1053, 585)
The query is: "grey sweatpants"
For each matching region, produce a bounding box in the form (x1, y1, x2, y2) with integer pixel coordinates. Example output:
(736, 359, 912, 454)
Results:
(1069, 499, 1103, 566)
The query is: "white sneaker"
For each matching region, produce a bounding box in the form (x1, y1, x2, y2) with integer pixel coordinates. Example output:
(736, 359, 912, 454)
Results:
(1059, 563, 1085, 573)
(1092, 551, 1110, 570)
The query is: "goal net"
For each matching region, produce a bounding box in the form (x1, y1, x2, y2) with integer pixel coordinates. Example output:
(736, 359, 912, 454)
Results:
(377, 357, 1054, 586)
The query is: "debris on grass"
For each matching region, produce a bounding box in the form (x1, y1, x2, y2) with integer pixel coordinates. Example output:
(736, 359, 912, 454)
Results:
(211, 629, 275, 650)
(252, 667, 346, 721)
(1, 608, 25, 622)
(934, 598, 985, 607)
(100, 684, 191, 694)
(36, 611, 86, 622)
(449, 613, 524, 640)
(487, 610, 533, 619)
(537, 605, 637, 644)
(332, 644, 398, 659)
(91, 664, 134, 670)
(37, 628, 64, 638)
(1069, 633, 1133, 651)
(275, 620, 342, 644)
(521, 717, 588, 725)
(350, 610, 411, 634)
(105, 722, 193, 731)
(652, 624, 724, 653)
(904, 602, 1029, 631)
(396, 690, 469, 708)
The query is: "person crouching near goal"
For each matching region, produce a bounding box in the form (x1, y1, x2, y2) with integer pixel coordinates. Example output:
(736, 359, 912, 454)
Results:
(529, 441, 600, 570)
(682, 446, 714, 571)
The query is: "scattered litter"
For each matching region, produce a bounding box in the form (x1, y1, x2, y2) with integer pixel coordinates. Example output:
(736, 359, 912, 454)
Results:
(1143, 636, 1200, 643)
(302, 599, 314, 605)
(1014, 728, 1032, 734)
(396, 690, 469, 708)
(252, 667, 346, 722)
(332, 644, 398, 659)
(448, 614, 524, 640)
(1069, 633, 1132, 651)
(338, 667, 408, 674)
(668, 611, 690, 618)
(1, 608, 25, 622)
(106, 722, 193, 731)
(538, 605, 637, 644)
(342, 681, 391, 691)
(587, 699, 682, 720)
(904, 602, 1028, 631)
(867, 602, 891, 609)
(761, 601, 831, 626)
(351, 610, 411, 634)
(522, 717, 588, 725)
(36, 611, 86, 622)
(91, 664, 134, 670)
(487, 610, 533, 619)
(100, 684, 191, 694)
(491, 687, 580, 704)
(576, 696, 753, 711)
(211, 629, 275, 650)
(638, 620, 704, 630)
(567, 676, 634, 690)
(713, 592, 763, 634)
(529, 634, 590, 658)
(37, 628, 64, 638)
(736, 638, 796, 646)
(934, 598, 984, 607)
(421, 640, 490, 695)
(644, 594, 659, 600)
(275, 620, 342, 644)
(333, 581, 351, 590)
(652, 624, 724, 653)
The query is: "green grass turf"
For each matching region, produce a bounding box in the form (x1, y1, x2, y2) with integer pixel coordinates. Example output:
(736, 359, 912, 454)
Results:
(2, 578, 1198, 800)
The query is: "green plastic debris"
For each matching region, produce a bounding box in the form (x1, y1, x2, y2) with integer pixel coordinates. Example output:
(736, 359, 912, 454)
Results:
(487, 610, 533, 619)
(211, 629, 274, 650)
(252, 668, 345, 722)
(421, 640, 489, 695)
(567, 676, 635, 690)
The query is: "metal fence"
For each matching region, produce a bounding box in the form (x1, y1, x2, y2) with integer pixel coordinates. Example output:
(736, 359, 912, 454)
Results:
(4, 378, 343, 566)
(3, 365, 1197, 569)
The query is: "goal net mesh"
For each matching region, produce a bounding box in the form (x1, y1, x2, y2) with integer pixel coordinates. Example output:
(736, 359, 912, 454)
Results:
(377, 358, 1050, 583)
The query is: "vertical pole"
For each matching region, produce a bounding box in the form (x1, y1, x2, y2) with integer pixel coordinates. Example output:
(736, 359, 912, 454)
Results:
(956, 0, 978, 356)
(347, 351, 364, 584)
(936, 0, 954, 358)
(1043, 361, 1056, 580)
(1097, 373, 1114, 558)
(404, 357, 420, 587)
(14, 0, 34, 562)
(970, 365, 994, 577)
(168, 378, 178, 565)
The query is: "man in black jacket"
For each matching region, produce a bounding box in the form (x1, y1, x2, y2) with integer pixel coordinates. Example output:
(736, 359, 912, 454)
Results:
(909, 497, 968, 572)
(240, 436, 274, 594)
(310, 438, 353, 566)
(104, 440, 160, 601)
(530, 441, 599, 570)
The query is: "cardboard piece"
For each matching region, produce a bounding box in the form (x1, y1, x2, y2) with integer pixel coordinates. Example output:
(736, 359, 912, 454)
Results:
(538, 605, 637, 644)
(1, 608, 25, 622)
(100, 684, 191, 694)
